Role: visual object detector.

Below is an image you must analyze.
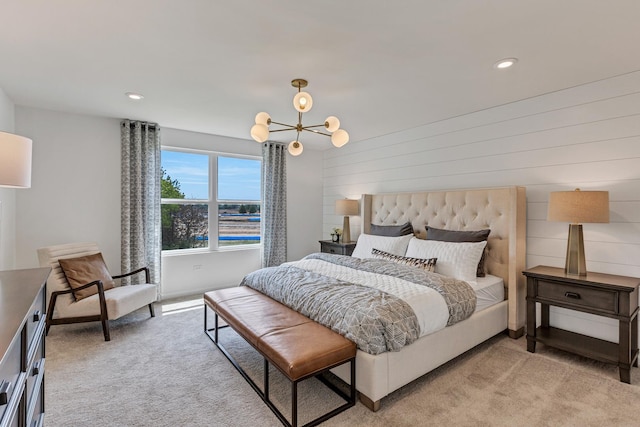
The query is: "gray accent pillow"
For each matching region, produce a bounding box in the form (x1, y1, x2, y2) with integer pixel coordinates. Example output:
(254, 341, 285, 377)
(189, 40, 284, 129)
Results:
(425, 226, 490, 277)
(371, 248, 437, 272)
(370, 221, 413, 237)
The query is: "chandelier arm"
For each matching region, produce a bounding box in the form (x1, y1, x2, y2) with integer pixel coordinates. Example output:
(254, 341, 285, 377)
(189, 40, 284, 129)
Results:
(269, 128, 298, 133)
(301, 128, 332, 137)
(269, 120, 297, 128)
(300, 124, 328, 130)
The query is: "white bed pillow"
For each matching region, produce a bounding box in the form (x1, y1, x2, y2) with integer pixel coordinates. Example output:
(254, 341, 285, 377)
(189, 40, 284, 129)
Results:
(351, 233, 413, 259)
(404, 238, 487, 283)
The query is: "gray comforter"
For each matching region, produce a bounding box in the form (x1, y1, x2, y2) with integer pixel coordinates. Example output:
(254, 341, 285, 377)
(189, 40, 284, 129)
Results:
(240, 253, 476, 355)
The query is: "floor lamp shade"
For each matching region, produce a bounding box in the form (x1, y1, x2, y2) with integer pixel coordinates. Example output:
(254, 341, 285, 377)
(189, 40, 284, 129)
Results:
(0, 131, 32, 188)
(547, 189, 609, 276)
(336, 199, 359, 244)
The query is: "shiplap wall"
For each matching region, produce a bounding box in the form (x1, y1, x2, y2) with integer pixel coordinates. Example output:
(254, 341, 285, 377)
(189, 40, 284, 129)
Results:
(322, 70, 640, 342)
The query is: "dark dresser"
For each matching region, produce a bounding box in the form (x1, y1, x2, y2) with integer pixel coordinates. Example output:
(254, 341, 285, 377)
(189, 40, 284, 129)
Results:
(0, 267, 50, 427)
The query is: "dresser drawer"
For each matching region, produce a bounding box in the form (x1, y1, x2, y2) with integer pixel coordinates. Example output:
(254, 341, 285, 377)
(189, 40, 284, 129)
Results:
(25, 335, 44, 422)
(537, 279, 618, 314)
(0, 335, 22, 425)
(24, 289, 45, 359)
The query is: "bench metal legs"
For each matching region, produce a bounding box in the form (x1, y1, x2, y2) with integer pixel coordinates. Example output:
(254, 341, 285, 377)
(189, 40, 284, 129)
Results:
(204, 304, 356, 427)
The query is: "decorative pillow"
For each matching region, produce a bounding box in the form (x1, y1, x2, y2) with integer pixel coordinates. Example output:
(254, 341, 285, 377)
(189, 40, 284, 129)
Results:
(369, 221, 414, 237)
(351, 233, 413, 259)
(426, 226, 491, 277)
(405, 238, 487, 284)
(371, 248, 437, 272)
(58, 252, 116, 301)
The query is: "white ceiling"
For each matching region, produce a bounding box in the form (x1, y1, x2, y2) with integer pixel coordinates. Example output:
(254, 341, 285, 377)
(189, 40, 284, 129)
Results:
(2, 1, 640, 150)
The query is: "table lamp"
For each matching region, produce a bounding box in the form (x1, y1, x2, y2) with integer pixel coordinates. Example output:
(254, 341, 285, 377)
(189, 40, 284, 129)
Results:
(547, 188, 609, 276)
(335, 199, 359, 243)
(0, 131, 32, 188)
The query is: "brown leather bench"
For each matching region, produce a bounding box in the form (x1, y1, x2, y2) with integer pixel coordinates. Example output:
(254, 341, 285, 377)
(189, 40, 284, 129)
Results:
(204, 286, 356, 427)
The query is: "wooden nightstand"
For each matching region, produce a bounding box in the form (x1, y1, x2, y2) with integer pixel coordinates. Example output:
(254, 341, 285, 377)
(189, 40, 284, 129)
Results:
(523, 265, 640, 383)
(319, 240, 356, 256)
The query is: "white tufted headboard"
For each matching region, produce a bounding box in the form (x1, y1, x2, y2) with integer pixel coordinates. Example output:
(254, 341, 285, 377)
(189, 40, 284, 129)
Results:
(362, 186, 526, 337)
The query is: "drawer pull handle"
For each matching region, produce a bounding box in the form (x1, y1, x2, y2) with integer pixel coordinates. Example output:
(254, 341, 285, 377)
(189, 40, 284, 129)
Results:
(565, 292, 581, 299)
(33, 310, 41, 322)
(32, 360, 43, 376)
(0, 380, 10, 405)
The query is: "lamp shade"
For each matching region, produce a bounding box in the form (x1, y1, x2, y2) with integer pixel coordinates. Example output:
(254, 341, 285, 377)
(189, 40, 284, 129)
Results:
(335, 199, 358, 216)
(0, 131, 32, 188)
(547, 189, 609, 224)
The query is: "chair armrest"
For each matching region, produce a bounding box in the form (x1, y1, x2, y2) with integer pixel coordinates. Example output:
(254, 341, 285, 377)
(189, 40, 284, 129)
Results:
(51, 279, 105, 296)
(112, 266, 150, 283)
(47, 280, 106, 317)
(46, 280, 109, 336)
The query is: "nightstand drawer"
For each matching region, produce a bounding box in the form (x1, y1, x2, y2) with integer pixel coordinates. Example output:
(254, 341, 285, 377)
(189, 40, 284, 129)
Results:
(537, 279, 618, 313)
(319, 240, 355, 256)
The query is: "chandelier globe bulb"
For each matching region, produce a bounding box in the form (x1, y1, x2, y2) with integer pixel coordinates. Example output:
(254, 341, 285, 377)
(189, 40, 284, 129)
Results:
(288, 140, 304, 156)
(331, 129, 349, 147)
(250, 124, 269, 143)
(293, 92, 313, 113)
(255, 112, 271, 126)
(325, 116, 340, 132)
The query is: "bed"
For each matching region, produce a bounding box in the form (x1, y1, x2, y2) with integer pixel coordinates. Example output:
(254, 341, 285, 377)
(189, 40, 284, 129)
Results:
(246, 186, 526, 411)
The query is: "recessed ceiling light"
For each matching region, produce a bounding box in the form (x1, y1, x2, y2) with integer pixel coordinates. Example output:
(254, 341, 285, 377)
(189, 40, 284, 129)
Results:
(125, 92, 144, 100)
(494, 58, 518, 69)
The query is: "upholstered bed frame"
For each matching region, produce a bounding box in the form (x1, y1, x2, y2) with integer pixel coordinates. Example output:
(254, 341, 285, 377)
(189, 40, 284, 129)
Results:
(332, 186, 526, 411)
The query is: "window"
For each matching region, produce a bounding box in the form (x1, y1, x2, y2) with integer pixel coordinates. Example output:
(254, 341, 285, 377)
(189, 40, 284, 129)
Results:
(161, 149, 261, 251)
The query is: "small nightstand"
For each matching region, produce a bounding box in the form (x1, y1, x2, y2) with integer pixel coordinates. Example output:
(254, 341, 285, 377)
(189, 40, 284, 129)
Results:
(523, 265, 640, 383)
(319, 240, 356, 256)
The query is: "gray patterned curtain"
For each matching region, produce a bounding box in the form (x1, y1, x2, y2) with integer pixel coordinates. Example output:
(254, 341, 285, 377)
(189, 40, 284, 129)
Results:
(261, 142, 287, 267)
(120, 120, 161, 289)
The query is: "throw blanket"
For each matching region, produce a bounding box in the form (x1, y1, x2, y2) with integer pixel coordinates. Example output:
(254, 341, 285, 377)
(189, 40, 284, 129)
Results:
(240, 253, 476, 355)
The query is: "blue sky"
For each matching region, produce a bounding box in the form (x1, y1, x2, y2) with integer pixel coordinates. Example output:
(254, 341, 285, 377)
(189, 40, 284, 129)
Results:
(162, 151, 261, 201)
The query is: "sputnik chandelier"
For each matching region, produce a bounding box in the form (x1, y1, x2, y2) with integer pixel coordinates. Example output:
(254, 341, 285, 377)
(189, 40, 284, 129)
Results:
(250, 78, 349, 156)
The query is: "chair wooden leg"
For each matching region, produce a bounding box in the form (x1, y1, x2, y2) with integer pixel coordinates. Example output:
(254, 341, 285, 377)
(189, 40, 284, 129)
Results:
(148, 303, 155, 317)
(98, 286, 110, 341)
(101, 318, 111, 341)
(45, 293, 58, 336)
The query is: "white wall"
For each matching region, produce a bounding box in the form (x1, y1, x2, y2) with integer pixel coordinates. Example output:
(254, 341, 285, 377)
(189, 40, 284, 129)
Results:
(13, 110, 324, 299)
(0, 88, 16, 269)
(322, 71, 640, 343)
(286, 149, 324, 260)
(15, 107, 122, 271)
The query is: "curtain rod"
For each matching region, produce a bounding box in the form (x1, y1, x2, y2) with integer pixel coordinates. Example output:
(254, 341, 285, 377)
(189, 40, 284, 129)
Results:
(121, 119, 158, 128)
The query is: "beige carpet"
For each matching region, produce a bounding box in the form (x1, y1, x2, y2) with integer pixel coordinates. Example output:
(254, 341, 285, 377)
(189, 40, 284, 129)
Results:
(45, 297, 640, 426)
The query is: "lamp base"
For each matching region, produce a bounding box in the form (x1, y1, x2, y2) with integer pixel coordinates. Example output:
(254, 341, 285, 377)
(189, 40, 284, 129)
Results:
(565, 224, 587, 276)
(342, 216, 351, 244)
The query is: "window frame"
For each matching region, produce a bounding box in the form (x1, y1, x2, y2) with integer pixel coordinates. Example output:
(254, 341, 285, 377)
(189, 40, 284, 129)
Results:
(161, 146, 262, 253)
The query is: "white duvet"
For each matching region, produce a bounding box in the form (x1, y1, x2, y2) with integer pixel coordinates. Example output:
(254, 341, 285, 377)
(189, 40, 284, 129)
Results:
(288, 258, 450, 338)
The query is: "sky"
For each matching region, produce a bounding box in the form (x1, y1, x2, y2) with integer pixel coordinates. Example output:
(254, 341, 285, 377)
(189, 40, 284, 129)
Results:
(161, 150, 261, 201)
